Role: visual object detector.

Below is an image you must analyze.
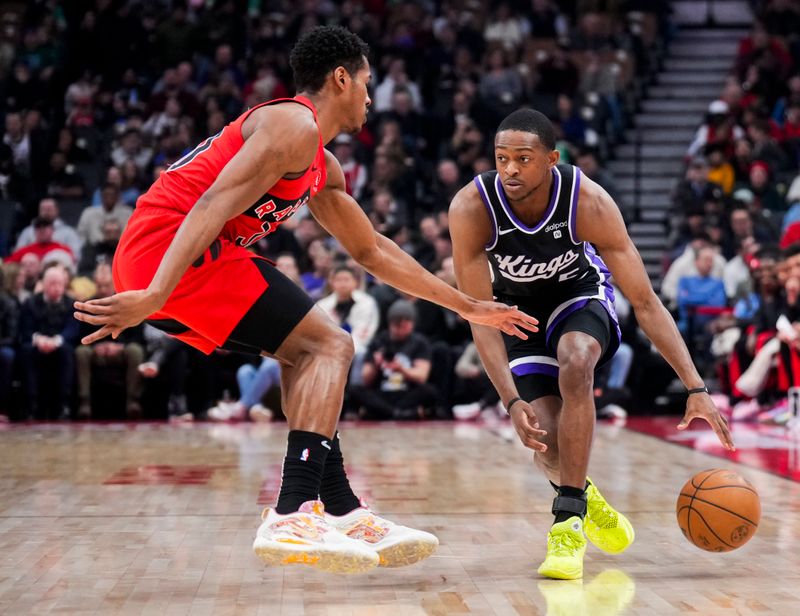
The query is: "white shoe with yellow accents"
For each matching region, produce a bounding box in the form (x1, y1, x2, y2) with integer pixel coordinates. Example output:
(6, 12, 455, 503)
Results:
(253, 500, 378, 574)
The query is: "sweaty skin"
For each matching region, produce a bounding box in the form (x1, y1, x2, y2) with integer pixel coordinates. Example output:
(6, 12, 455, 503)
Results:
(449, 130, 734, 480)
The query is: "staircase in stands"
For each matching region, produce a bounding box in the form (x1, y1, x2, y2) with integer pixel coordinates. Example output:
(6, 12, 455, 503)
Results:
(609, 0, 752, 292)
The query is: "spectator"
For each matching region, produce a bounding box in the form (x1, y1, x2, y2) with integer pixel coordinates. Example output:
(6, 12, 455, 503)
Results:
(75, 264, 144, 419)
(348, 300, 438, 420)
(556, 94, 588, 147)
(479, 48, 524, 121)
(723, 206, 774, 260)
(2, 112, 31, 177)
(686, 100, 746, 158)
(724, 236, 760, 300)
(44, 151, 85, 200)
(333, 134, 367, 200)
(677, 246, 729, 368)
(484, 3, 528, 51)
(662, 237, 727, 309)
(748, 120, 789, 173)
(6, 218, 76, 271)
(17, 253, 41, 300)
(672, 157, 724, 214)
(300, 240, 333, 300)
(77, 183, 133, 246)
(576, 150, 620, 206)
(15, 198, 83, 257)
(705, 143, 735, 195)
(0, 267, 18, 421)
(317, 265, 380, 385)
(79, 218, 122, 275)
(138, 324, 192, 422)
(450, 342, 501, 420)
(110, 128, 153, 172)
(372, 57, 422, 113)
(745, 160, 786, 213)
(208, 357, 278, 422)
(19, 266, 78, 420)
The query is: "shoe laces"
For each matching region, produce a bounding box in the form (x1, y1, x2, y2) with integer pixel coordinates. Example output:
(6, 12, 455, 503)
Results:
(587, 486, 619, 529)
(547, 528, 583, 557)
(343, 512, 390, 543)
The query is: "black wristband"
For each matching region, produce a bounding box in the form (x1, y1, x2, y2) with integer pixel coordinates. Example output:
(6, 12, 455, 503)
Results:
(687, 386, 709, 396)
(505, 396, 523, 414)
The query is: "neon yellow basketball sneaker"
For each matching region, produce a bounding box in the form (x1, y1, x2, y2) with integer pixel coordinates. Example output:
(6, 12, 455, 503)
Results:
(537, 516, 587, 580)
(584, 478, 635, 555)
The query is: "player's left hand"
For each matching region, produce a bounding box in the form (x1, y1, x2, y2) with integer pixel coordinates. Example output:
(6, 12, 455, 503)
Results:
(459, 300, 538, 339)
(677, 393, 735, 451)
(74, 289, 162, 345)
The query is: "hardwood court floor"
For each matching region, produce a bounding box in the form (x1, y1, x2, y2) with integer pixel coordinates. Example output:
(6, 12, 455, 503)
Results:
(0, 418, 798, 615)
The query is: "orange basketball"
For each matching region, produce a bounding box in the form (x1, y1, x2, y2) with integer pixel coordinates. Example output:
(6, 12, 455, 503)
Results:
(676, 469, 761, 552)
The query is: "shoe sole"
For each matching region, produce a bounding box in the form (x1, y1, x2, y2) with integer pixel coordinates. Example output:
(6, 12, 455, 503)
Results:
(376, 537, 439, 567)
(253, 542, 378, 574)
(537, 565, 583, 580)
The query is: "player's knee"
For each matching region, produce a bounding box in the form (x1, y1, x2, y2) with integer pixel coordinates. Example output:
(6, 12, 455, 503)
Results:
(558, 349, 596, 390)
(321, 326, 355, 365)
(536, 447, 559, 470)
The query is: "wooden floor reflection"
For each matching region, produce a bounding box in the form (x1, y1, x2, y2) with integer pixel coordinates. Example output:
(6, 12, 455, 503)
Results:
(0, 419, 798, 615)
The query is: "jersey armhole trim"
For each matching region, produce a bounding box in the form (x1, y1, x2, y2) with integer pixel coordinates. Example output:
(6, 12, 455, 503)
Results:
(474, 175, 499, 250)
(568, 166, 581, 245)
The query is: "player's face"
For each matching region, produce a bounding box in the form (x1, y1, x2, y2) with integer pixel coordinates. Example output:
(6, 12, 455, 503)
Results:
(344, 58, 372, 133)
(494, 131, 559, 202)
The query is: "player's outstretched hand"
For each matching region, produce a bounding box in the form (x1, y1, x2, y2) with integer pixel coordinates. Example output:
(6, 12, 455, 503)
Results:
(508, 400, 548, 452)
(74, 290, 162, 345)
(459, 300, 538, 339)
(677, 393, 735, 451)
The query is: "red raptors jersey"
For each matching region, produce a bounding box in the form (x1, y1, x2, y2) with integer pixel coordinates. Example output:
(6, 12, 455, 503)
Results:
(136, 96, 327, 247)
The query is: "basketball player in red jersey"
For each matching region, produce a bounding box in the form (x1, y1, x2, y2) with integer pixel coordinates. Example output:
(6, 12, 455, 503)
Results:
(73, 27, 538, 574)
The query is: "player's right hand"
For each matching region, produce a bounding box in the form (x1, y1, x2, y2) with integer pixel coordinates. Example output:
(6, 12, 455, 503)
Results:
(459, 299, 539, 340)
(74, 289, 163, 345)
(508, 400, 548, 452)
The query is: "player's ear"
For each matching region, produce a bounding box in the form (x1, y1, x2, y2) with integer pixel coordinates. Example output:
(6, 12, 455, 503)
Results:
(333, 67, 348, 90)
(548, 149, 560, 167)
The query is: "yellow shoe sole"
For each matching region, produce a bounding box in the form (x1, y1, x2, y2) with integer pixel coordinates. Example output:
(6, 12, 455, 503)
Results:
(376, 537, 439, 567)
(253, 542, 378, 574)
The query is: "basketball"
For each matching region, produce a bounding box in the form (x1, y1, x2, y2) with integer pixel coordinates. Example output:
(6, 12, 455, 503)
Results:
(676, 469, 761, 552)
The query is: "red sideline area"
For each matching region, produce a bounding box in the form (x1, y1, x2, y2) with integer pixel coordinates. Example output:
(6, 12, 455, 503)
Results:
(624, 416, 800, 482)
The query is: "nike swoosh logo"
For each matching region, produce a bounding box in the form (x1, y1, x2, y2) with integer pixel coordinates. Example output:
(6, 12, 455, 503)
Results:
(321, 440, 331, 450)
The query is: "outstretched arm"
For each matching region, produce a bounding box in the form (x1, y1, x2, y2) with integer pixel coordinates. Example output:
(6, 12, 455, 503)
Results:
(449, 183, 546, 451)
(308, 151, 538, 339)
(577, 175, 734, 450)
(74, 106, 318, 344)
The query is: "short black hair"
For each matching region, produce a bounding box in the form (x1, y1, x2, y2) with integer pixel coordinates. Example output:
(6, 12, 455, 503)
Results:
(290, 26, 369, 93)
(496, 109, 556, 150)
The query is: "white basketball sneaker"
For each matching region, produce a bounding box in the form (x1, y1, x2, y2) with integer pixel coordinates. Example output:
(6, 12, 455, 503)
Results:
(253, 500, 378, 574)
(325, 502, 439, 567)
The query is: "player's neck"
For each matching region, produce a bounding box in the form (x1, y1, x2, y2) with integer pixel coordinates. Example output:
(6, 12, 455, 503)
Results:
(504, 169, 554, 225)
(297, 91, 343, 145)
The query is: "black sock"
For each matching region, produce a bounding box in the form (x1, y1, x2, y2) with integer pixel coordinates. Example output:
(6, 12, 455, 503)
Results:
(319, 431, 362, 516)
(553, 485, 587, 524)
(550, 479, 590, 493)
(275, 430, 330, 514)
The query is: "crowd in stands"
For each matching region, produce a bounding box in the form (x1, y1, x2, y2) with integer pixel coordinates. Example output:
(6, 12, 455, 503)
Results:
(663, 0, 800, 426)
(0, 0, 670, 422)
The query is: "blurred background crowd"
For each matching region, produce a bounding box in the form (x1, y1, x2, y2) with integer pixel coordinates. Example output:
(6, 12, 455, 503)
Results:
(0, 0, 798, 427)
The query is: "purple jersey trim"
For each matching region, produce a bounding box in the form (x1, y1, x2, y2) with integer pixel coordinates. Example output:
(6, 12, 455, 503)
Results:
(511, 362, 560, 378)
(473, 175, 498, 249)
(495, 167, 560, 233)
(569, 167, 581, 244)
